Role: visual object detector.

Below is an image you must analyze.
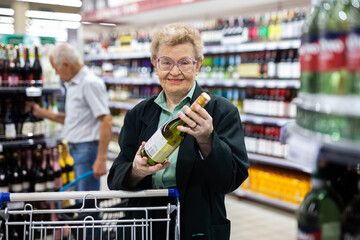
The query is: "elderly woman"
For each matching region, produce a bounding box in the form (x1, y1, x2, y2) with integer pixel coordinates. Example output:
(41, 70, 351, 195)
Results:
(108, 22, 249, 240)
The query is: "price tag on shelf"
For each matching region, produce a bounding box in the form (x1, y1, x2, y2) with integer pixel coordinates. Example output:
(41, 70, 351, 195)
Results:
(286, 131, 320, 172)
(26, 87, 42, 97)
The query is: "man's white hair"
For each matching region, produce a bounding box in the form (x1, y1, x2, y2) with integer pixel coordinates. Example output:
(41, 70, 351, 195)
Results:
(49, 43, 81, 66)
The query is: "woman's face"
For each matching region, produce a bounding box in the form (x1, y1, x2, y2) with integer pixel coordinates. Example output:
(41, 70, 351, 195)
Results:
(152, 42, 202, 99)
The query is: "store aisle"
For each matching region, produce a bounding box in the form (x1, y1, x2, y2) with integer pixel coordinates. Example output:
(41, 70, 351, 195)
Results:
(225, 194, 297, 240)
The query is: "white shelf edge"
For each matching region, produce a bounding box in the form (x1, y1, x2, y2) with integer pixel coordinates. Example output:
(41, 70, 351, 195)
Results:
(241, 114, 295, 126)
(248, 153, 312, 174)
(232, 189, 299, 212)
(85, 39, 301, 61)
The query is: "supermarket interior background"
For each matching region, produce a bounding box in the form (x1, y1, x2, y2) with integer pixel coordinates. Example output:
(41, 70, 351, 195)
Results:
(0, 0, 360, 239)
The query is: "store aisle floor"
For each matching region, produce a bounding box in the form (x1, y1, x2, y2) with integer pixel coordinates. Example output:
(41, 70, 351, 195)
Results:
(225, 194, 297, 240)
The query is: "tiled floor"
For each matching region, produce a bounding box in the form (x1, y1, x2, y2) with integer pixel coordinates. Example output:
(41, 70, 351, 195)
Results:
(225, 194, 297, 240)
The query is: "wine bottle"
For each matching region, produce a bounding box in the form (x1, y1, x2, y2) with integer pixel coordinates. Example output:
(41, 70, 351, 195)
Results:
(32, 46, 42, 87)
(52, 147, 63, 191)
(14, 45, 22, 87)
(20, 150, 30, 192)
(45, 149, 55, 192)
(4, 98, 16, 140)
(141, 92, 211, 166)
(34, 150, 46, 192)
(342, 166, 360, 239)
(0, 153, 9, 192)
(9, 151, 23, 193)
(8, 44, 19, 87)
(22, 47, 32, 87)
(296, 168, 342, 240)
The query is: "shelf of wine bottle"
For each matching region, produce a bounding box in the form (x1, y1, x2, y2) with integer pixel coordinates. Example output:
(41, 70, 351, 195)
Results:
(103, 77, 300, 89)
(84, 39, 301, 61)
(241, 114, 294, 127)
(0, 137, 59, 152)
(0, 86, 62, 96)
(295, 93, 360, 118)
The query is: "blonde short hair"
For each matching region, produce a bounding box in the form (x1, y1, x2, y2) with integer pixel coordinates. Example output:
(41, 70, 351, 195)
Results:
(150, 22, 204, 61)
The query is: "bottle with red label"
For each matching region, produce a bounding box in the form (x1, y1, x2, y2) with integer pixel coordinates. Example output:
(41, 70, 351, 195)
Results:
(299, 0, 322, 94)
(346, 0, 360, 95)
(296, 167, 342, 240)
(318, 0, 352, 95)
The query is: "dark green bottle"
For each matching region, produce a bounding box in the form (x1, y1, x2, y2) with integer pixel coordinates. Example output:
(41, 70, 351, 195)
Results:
(296, 168, 342, 240)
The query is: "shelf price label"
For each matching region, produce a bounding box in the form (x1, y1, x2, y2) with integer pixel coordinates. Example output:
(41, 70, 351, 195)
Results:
(26, 87, 42, 97)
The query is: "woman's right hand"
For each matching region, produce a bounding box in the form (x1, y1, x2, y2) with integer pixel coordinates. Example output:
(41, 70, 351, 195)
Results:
(131, 141, 171, 179)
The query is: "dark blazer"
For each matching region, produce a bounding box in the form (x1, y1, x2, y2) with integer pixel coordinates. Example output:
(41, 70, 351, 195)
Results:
(108, 83, 249, 240)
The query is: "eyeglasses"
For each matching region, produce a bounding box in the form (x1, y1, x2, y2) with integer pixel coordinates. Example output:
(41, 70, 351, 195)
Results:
(156, 56, 197, 73)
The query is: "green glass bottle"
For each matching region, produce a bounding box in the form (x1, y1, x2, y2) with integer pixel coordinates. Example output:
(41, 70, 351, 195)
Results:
(342, 165, 360, 239)
(299, 0, 322, 94)
(296, 168, 342, 240)
(141, 93, 211, 166)
(346, 0, 360, 96)
(318, 0, 352, 95)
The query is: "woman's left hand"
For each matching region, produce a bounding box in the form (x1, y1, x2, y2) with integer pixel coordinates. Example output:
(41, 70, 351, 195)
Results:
(177, 103, 213, 155)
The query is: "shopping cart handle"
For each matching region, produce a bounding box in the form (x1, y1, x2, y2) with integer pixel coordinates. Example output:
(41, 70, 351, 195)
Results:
(0, 192, 10, 207)
(168, 187, 180, 198)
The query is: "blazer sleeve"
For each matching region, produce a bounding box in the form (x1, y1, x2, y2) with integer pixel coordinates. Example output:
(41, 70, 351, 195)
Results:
(201, 97, 249, 194)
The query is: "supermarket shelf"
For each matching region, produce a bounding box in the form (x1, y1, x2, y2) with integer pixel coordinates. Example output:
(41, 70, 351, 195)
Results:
(103, 76, 300, 89)
(295, 93, 360, 117)
(204, 39, 301, 54)
(241, 114, 295, 126)
(85, 40, 301, 61)
(198, 79, 300, 88)
(0, 86, 63, 96)
(0, 137, 60, 152)
(248, 153, 312, 174)
(232, 189, 299, 212)
(109, 101, 139, 110)
(285, 123, 360, 171)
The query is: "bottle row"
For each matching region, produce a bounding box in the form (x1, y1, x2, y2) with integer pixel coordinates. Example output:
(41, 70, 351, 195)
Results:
(0, 94, 61, 142)
(296, 162, 360, 240)
(199, 8, 307, 46)
(108, 85, 298, 118)
(91, 49, 301, 81)
(299, 0, 360, 96)
(241, 164, 311, 205)
(0, 142, 75, 194)
(0, 44, 43, 87)
(84, 8, 307, 55)
(243, 123, 288, 158)
(296, 107, 360, 143)
(199, 49, 300, 80)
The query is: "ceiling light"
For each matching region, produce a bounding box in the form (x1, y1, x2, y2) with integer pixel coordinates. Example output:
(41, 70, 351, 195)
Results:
(99, 23, 116, 26)
(0, 23, 15, 34)
(17, 0, 82, 8)
(0, 8, 15, 16)
(26, 10, 81, 22)
(0, 17, 15, 24)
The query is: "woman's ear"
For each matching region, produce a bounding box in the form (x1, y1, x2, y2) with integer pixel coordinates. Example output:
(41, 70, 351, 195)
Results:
(195, 58, 203, 74)
(151, 57, 158, 75)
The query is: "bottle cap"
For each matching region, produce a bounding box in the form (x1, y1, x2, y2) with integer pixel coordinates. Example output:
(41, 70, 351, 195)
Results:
(191, 92, 211, 110)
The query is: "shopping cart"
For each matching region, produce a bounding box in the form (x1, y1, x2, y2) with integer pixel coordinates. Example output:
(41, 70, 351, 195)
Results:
(0, 184, 180, 240)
